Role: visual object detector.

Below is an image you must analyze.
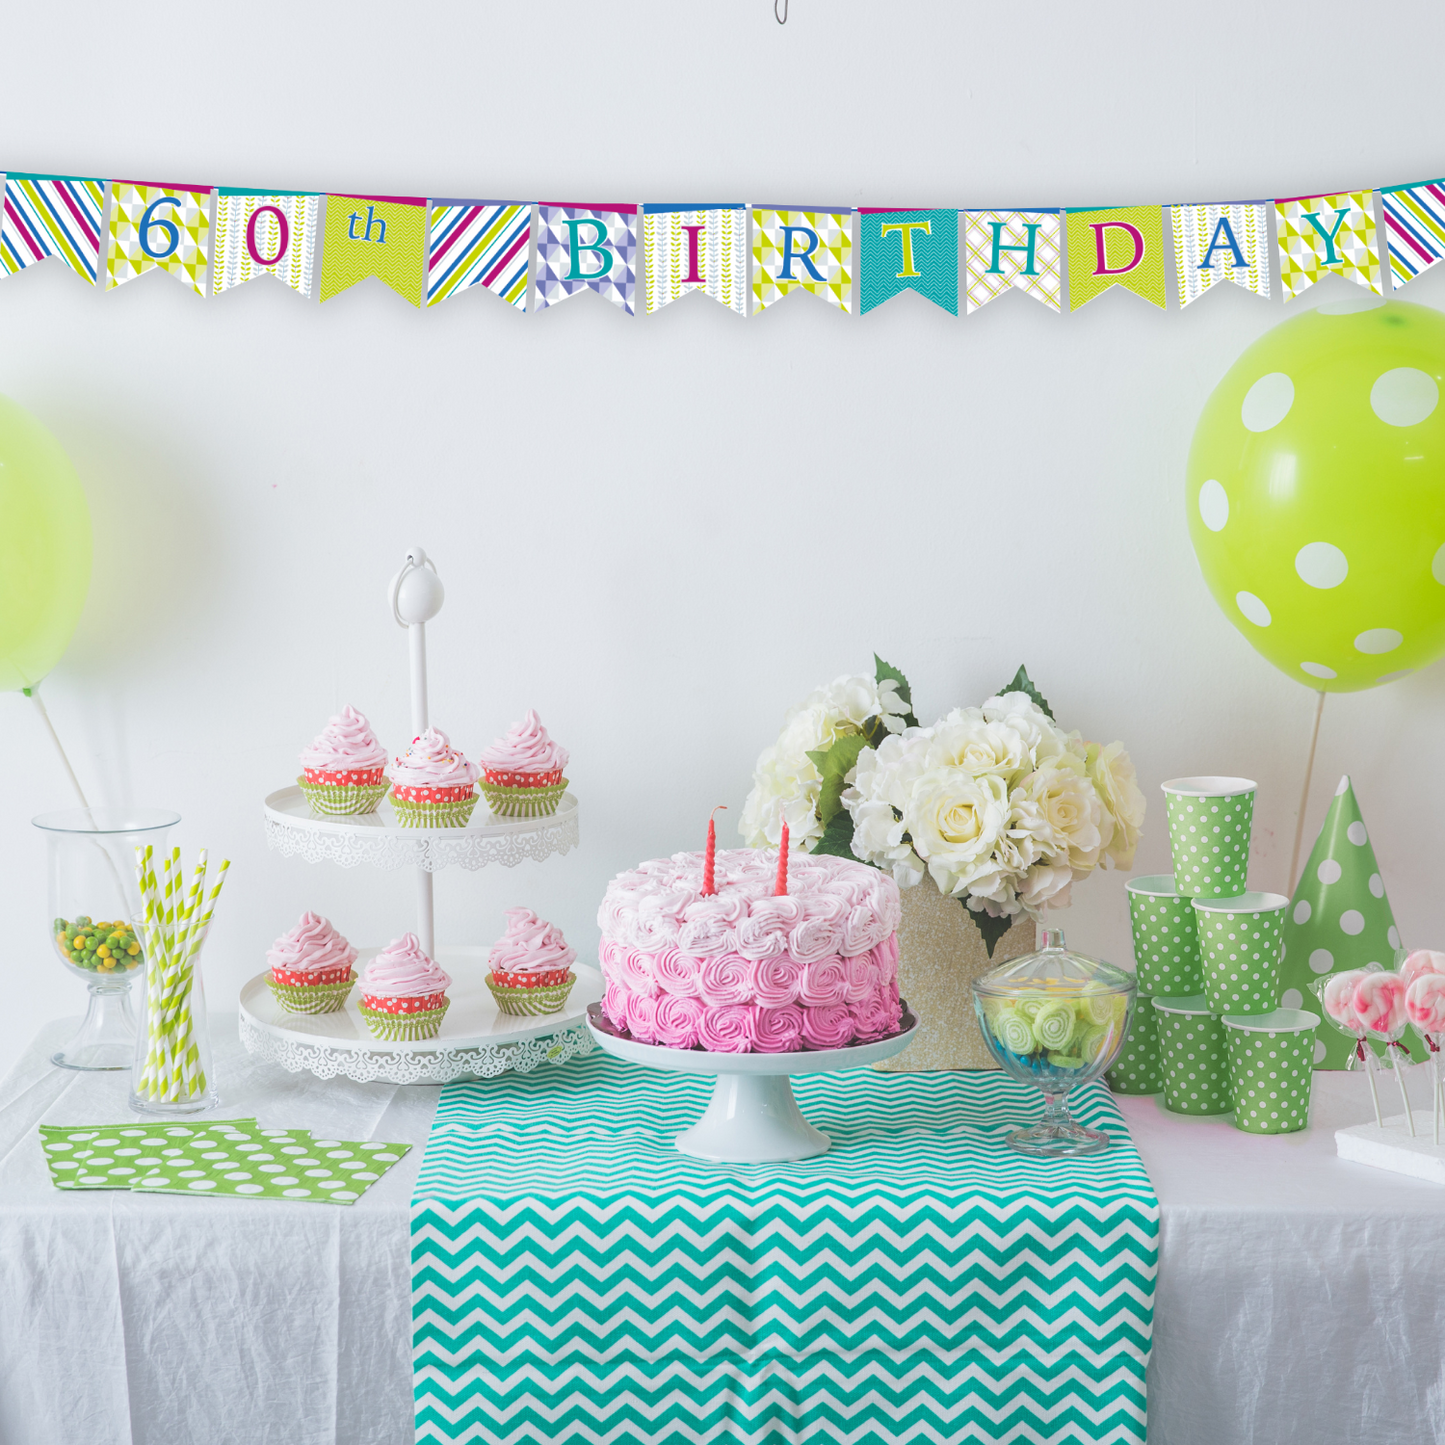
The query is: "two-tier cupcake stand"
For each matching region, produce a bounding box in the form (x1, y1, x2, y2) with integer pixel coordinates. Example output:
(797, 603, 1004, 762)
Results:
(238, 547, 601, 1085)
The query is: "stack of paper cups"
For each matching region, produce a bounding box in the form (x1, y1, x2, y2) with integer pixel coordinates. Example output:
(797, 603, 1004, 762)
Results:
(1222, 1009, 1321, 1133)
(1192, 893, 1288, 1016)
(1152, 995, 1231, 1114)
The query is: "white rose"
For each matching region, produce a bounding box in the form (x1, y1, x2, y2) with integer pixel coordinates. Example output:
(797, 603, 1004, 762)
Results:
(925, 710, 1030, 781)
(1018, 860, 1074, 912)
(904, 767, 1010, 899)
(739, 704, 838, 849)
(847, 797, 925, 887)
(982, 691, 1072, 766)
(1087, 739, 1146, 870)
(1013, 760, 1104, 876)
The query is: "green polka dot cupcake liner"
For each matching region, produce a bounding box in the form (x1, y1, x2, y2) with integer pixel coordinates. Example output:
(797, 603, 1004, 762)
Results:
(1223, 1009, 1319, 1135)
(1162, 776, 1255, 898)
(1152, 996, 1231, 1115)
(1192, 892, 1286, 1016)
(1126, 876, 1203, 997)
(1106, 994, 1163, 1095)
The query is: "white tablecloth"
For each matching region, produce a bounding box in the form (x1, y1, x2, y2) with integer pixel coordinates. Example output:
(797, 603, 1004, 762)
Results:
(1, 1018, 1442, 1445)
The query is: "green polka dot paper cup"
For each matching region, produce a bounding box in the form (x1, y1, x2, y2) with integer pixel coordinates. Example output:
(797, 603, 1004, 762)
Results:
(1105, 992, 1163, 1095)
(1223, 1008, 1320, 1134)
(1126, 876, 1203, 996)
(1162, 776, 1256, 898)
(1192, 891, 1287, 1016)
(1153, 995, 1231, 1115)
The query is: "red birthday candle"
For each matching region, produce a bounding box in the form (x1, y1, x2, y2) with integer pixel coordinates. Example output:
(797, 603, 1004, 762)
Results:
(702, 805, 727, 896)
(775, 820, 790, 896)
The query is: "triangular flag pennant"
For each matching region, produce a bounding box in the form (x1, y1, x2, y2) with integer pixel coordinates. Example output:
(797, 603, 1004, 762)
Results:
(534, 204, 637, 314)
(1, 173, 106, 284)
(1170, 202, 1271, 306)
(642, 204, 746, 315)
(319, 195, 426, 307)
(427, 200, 529, 310)
(1064, 205, 1167, 311)
(1379, 179, 1445, 291)
(751, 206, 852, 313)
(962, 210, 1061, 313)
(1274, 190, 1381, 302)
(106, 181, 213, 294)
(213, 190, 319, 298)
(858, 208, 957, 315)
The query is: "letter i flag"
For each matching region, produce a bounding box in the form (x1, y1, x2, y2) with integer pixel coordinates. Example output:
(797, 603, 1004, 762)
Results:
(752, 207, 853, 313)
(962, 210, 1062, 313)
(0, 173, 106, 284)
(213, 190, 319, 298)
(1273, 190, 1381, 301)
(106, 181, 213, 293)
(427, 201, 529, 310)
(1379, 179, 1445, 291)
(858, 208, 957, 315)
(534, 204, 638, 314)
(1171, 203, 1271, 306)
(642, 204, 746, 315)
(1064, 205, 1167, 311)
(319, 195, 427, 307)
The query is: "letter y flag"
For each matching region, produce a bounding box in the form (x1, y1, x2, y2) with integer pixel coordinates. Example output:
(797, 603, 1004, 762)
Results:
(1064, 205, 1166, 311)
(535, 204, 638, 315)
(213, 190, 319, 298)
(1274, 191, 1381, 300)
(752, 207, 852, 313)
(106, 181, 213, 293)
(858, 208, 957, 314)
(320, 195, 427, 306)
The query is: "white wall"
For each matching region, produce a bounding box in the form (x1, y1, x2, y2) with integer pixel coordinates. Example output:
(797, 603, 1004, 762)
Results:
(4, 0, 1445, 1078)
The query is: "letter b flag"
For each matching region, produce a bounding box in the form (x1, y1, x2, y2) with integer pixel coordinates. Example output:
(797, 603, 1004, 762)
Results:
(858, 208, 957, 315)
(1064, 205, 1166, 311)
(535, 204, 638, 315)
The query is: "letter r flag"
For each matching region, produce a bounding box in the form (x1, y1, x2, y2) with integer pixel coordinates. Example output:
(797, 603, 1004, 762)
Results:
(751, 207, 852, 313)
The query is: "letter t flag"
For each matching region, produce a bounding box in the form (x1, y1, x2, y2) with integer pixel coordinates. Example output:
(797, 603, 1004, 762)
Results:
(858, 208, 957, 314)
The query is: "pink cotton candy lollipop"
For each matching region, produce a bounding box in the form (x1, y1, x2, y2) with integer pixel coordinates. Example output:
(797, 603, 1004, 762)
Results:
(1322, 970, 1365, 1030)
(1407, 973, 1445, 1035)
(1353, 972, 1408, 1037)
(1401, 950, 1445, 989)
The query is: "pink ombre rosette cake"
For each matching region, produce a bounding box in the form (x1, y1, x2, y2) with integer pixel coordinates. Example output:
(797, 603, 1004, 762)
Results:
(357, 933, 452, 1040)
(297, 705, 389, 816)
(485, 907, 578, 1016)
(597, 848, 902, 1054)
(266, 912, 359, 1014)
(388, 727, 480, 828)
(477, 711, 569, 818)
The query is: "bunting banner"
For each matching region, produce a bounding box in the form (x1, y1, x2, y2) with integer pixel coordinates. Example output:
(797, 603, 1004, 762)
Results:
(105, 181, 212, 294)
(858, 207, 957, 315)
(1274, 190, 1380, 301)
(0, 173, 106, 284)
(427, 200, 529, 311)
(1379, 180, 1445, 291)
(1065, 206, 1167, 311)
(752, 207, 852, 313)
(319, 194, 426, 307)
(962, 209, 1061, 313)
(642, 203, 746, 315)
(535, 204, 637, 315)
(212, 189, 318, 298)
(1170, 202, 1271, 306)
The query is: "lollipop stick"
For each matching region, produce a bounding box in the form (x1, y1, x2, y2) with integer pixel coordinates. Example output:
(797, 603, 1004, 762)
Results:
(1364, 1043, 1383, 1129)
(1433, 1046, 1442, 1147)
(1391, 1048, 1415, 1137)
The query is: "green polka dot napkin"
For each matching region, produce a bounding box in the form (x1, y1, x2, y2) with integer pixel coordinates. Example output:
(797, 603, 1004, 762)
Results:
(39, 1120, 260, 1189)
(1162, 778, 1255, 898)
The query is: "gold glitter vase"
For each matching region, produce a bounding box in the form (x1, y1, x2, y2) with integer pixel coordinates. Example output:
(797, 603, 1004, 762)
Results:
(877, 880, 1037, 1072)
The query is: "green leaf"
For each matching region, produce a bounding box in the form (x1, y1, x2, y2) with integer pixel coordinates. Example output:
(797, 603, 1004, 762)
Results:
(998, 664, 1054, 720)
(964, 900, 1015, 958)
(874, 654, 920, 729)
(806, 733, 870, 826)
(809, 808, 860, 860)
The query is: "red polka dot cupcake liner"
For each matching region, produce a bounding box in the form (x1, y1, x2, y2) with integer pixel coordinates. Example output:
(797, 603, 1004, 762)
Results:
(482, 766, 564, 789)
(491, 966, 572, 989)
(272, 963, 353, 987)
(487, 972, 575, 1016)
(297, 774, 390, 817)
(304, 766, 385, 788)
(358, 992, 450, 1040)
(388, 786, 479, 829)
(267, 968, 357, 1015)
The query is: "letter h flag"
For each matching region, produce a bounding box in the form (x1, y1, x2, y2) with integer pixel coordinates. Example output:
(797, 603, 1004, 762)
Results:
(213, 189, 319, 298)
(642, 204, 746, 315)
(106, 180, 213, 293)
(0, 172, 106, 284)
(752, 207, 852, 313)
(962, 210, 1062, 312)
(1170, 203, 1270, 306)
(535, 204, 638, 315)
(1273, 190, 1381, 301)
(1063, 205, 1167, 311)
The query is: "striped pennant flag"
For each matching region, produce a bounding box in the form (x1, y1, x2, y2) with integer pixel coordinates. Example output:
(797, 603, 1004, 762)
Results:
(1380, 179, 1445, 290)
(0, 172, 106, 283)
(427, 199, 529, 310)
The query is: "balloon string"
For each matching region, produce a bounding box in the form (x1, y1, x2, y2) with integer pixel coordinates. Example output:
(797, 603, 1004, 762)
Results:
(28, 686, 91, 809)
(1287, 690, 1326, 894)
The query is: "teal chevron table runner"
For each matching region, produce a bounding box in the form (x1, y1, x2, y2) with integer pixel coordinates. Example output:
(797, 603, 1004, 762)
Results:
(412, 1056, 1159, 1444)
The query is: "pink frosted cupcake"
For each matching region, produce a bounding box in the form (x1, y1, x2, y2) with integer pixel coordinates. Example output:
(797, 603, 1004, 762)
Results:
(266, 912, 358, 1014)
(297, 706, 388, 816)
(357, 933, 452, 1040)
(388, 727, 480, 828)
(476, 711, 569, 818)
(486, 908, 577, 1016)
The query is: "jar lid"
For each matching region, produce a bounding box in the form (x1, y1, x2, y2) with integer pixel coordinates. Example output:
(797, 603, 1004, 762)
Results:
(972, 928, 1134, 997)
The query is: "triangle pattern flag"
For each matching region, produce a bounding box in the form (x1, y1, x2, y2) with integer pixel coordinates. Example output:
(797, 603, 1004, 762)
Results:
(1274, 191, 1380, 301)
(1, 173, 106, 284)
(962, 210, 1061, 313)
(752, 207, 852, 313)
(1064, 206, 1167, 311)
(213, 190, 319, 298)
(642, 204, 746, 315)
(106, 181, 212, 293)
(858, 208, 957, 315)
(1379, 180, 1445, 291)
(535, 204, 637, 314)
(1171, 202, 1271, 306)
(427, 200, 529, 310)
(320, 195, 427, 307)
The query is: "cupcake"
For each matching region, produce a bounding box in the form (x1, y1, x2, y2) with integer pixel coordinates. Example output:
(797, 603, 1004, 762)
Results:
(297, 705, 389, 816)
(266, 912, 358, 1014)
(357, 933, 452, 1040)
(485, 907, 577, 1016)
(388, 727, 480, 828)
(476, 711, 569, 818)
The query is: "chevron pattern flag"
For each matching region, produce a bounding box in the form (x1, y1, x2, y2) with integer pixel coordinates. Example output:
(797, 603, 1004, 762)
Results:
(963, 210, 1062, 313)
(858, 207, 958, 315)
(0, 173, 106, 283)
(1064, 206, 1167, 312)
(1274, 190, 1381, 301)
(1380, 180, 1445, 290)
(752, 207, 852, 313)
(412, 1056, 1159, 1444)
(428, 200, 529, 310)
(1171, 202, 1271, 306)
(106, 181, 213, 293)
(535, 204, 637, 314)
(643, 204, 746, 315)
(212, 189, 319, 297)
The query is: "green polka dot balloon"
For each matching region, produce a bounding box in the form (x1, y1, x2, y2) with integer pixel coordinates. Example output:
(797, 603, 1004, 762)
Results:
(1225, 1017, 1318, 1134)
(1188, 299, 1445, 692)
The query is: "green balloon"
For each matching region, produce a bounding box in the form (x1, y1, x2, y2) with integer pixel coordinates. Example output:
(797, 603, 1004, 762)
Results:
(0, 394, 91, 692)
(1188, 299, 1445, 693)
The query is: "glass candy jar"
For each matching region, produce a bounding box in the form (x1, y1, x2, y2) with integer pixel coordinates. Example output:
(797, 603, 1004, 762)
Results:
(33, 808, 180, 1070)
(972, 928, 1136, 1157)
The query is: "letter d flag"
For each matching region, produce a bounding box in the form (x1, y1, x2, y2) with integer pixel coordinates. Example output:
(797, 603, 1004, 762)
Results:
(1064, 205, 1167, 311)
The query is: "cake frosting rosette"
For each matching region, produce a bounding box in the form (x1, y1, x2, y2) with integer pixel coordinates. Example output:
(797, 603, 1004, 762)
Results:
(388, 727, 480, 828)
(485, 908, 577, 1016)
(297, 706, 389, 816)
(477, 711, 569, 818)
(266, 912, 359, 1014)
(357, 933, 452, 1040)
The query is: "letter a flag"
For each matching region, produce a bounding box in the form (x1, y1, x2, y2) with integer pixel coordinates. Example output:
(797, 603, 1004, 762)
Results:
(642, 204, 746, 315)
(1274, 190, 1380, 301)
(858, 208, 957, 315)
(213, 189, 319, 298)
(320, 195, 426, 307)
(1170, 202, 1270, 306)
(752, 207, 852, 313)
(0, 173, 105, 284)
(1064, 206, 1166, 311)
(962, 210, 1062, 313)
(106, 181, 212, 293)
(427, 200, 529, 310)
(1379, 179, 1445, 290)
(535, 204, 638, 315)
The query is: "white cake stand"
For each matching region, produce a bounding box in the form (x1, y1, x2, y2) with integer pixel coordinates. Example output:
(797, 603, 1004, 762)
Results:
(586, 1003, 918, 1163)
